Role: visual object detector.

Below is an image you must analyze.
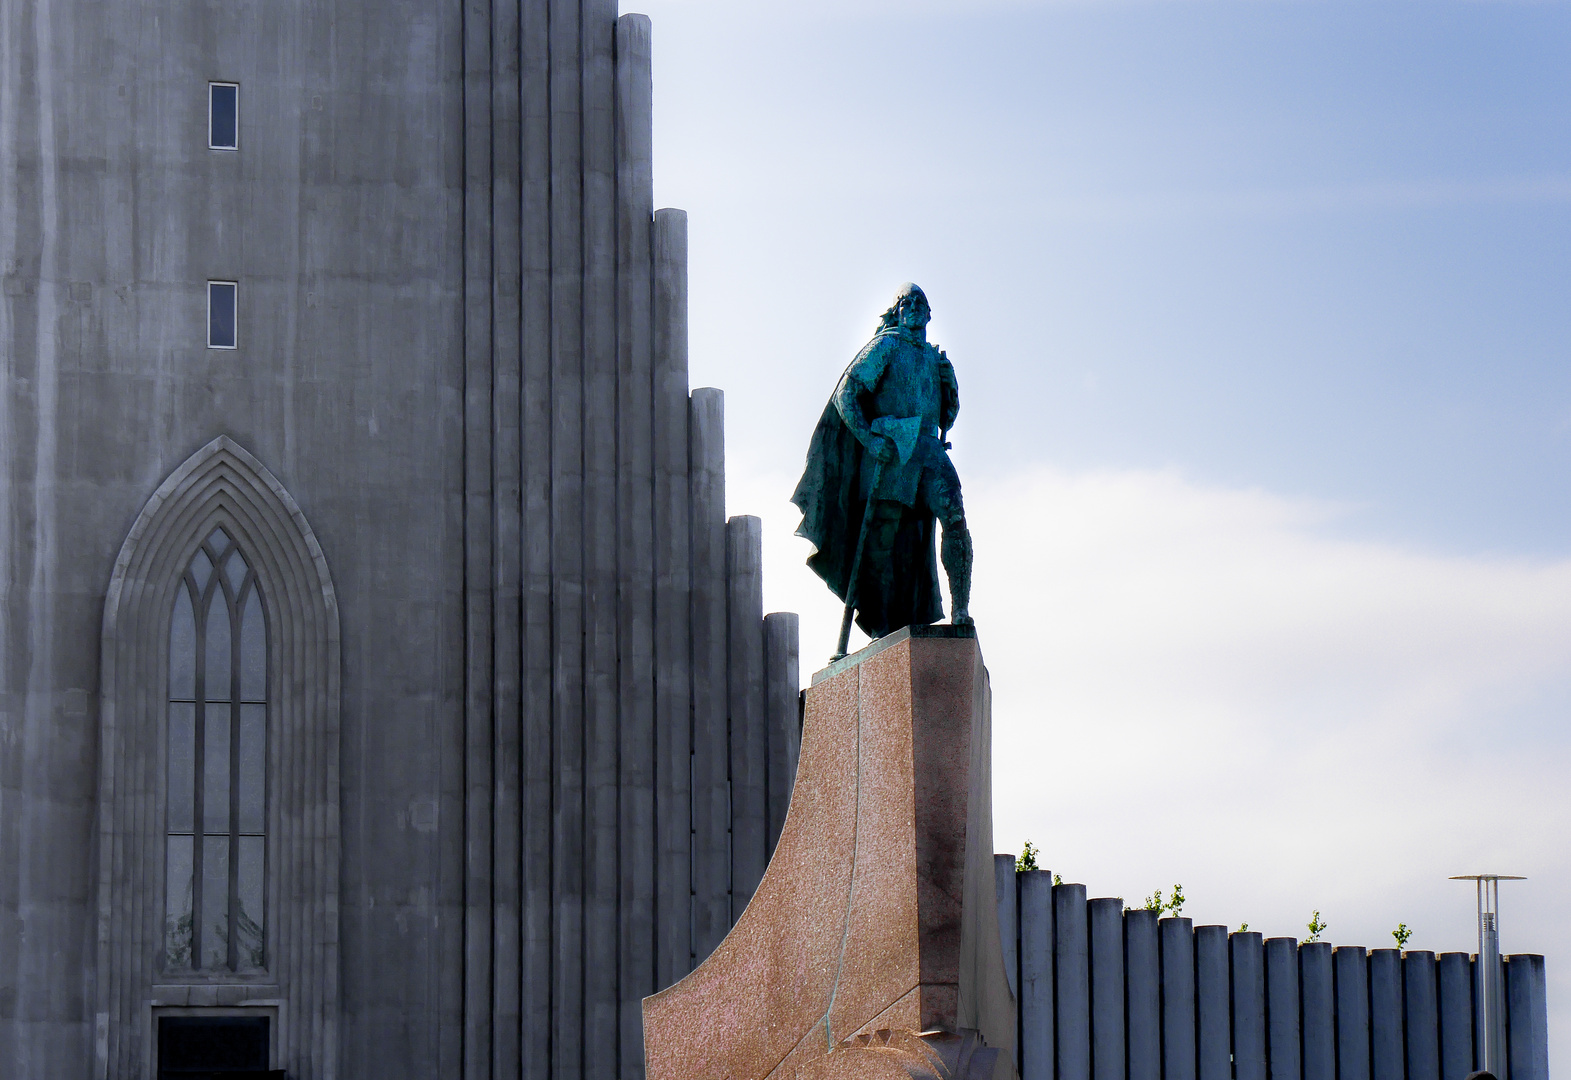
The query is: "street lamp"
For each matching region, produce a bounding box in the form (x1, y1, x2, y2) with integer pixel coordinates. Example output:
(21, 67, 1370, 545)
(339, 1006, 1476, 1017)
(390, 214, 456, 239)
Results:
(1449, 874, 1525, 1077)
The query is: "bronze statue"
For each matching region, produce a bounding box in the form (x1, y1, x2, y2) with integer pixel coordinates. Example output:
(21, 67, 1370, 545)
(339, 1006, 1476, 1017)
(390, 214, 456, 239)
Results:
(792, 283, 973, 659)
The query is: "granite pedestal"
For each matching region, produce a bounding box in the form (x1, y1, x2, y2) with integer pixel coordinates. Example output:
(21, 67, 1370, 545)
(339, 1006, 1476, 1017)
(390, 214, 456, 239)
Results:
(643, 625, 1016, 1080)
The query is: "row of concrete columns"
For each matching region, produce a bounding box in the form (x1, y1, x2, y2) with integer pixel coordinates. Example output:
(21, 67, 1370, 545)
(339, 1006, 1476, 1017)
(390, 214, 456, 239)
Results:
(995, 860, 1549, 1080)
(460, 3, 801, 1079)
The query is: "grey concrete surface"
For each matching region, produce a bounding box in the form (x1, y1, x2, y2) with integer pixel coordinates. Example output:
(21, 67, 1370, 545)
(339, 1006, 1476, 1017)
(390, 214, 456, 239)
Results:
(1264, 937, 1301, 1080)
(1370, 949, 1405, 1080)
(1335, 947, 1371, 1080)
(1017, 870, 1053, 1080)
(1158, 917, 1195, 1080)
(0, 1, 799, 1077)
(1302, 942, 1336, 1080)
(1053, 883, 1090, 1080)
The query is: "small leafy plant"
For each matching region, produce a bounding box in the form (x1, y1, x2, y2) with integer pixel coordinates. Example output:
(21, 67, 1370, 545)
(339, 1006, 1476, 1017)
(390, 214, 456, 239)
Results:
(1017, 840, 1040, 873)
(1053, 873, 1063, 887)
(1392, 923, 1413, 948)
(1306, 911, 1328, 943)
(1142, 884, 1186, 917)
(1238, 923, 1249, 933)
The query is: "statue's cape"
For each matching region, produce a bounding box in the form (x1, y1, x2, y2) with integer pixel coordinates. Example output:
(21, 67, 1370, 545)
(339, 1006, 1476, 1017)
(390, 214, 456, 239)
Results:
(791, 392, 943, 638)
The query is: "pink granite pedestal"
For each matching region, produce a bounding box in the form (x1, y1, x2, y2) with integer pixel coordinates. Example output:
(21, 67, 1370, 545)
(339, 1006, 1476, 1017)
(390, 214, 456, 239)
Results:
(643, 626, 1016, 1080)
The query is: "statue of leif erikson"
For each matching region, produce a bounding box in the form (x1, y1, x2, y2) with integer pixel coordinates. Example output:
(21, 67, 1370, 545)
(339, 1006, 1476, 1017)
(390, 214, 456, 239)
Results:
(792, 283, 974, 659)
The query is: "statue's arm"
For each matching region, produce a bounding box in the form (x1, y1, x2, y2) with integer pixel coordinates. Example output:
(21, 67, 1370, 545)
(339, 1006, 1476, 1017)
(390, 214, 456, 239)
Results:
(938, 350, 959, 432)
(833, 340, 895, 462)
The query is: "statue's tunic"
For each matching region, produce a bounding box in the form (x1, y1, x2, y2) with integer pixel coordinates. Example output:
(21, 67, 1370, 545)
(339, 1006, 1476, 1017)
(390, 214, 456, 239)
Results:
(791, 327, 962, 638)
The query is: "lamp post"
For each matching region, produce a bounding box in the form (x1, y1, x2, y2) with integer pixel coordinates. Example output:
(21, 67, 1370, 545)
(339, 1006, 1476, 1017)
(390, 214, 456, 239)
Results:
(1449, 874, 1525, 1076)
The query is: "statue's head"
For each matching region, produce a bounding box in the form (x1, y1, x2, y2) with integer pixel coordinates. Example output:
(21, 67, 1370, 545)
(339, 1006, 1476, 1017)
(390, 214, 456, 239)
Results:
(878, 283, 931, 334)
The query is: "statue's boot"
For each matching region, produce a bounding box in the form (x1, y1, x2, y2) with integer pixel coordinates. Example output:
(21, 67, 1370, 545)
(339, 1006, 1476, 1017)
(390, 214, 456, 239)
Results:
(941, 522, 973, 626)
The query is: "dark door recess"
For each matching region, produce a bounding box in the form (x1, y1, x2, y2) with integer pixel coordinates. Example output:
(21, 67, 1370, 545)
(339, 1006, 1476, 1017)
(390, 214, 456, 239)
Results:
(157, 1015, 285, 1080)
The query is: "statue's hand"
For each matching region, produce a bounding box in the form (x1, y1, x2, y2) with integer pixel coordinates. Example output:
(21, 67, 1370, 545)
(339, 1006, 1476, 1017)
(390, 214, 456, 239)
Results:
(869, 435, 897, 464)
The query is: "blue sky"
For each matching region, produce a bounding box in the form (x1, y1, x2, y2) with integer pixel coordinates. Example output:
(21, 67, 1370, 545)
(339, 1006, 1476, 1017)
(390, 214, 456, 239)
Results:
(634, 0, 1571, 1067)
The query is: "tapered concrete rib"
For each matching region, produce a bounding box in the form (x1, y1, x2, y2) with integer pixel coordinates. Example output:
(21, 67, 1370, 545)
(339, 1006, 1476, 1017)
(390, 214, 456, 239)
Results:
(1087, 898, 1124, 1080)
(1158, 918, 1195, 1080)
(1264, 938, 1300, 1080)
(763, 612, 800, 855)
(548, 0, 587, 1075)
(994, 856, 1017, 1003)
(1505, 955, 1548, 1080)
(461, 0, 496, 1070)
(1435, 953, 1474, 1080)
(688, 388, 730, 964)
(1017, 870, 1053, 1080)
(651, 208, 692, 987)
(519, 0, 556, 1076)
(726, 515, 767, 916)
(1053, 884, 1090, 1080)
(582, 1, 621, 1074)
(489, 0, 526, 1073)
(1193, 926, 1230, 1080)
(1124, 911, 1159, 1080)
(519, 0, 555, 1073)
(1335, 947, 1371, 1080)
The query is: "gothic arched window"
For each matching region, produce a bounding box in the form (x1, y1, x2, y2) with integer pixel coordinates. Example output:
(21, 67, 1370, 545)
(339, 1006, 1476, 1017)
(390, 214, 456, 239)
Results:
(164, 526, 267, 972)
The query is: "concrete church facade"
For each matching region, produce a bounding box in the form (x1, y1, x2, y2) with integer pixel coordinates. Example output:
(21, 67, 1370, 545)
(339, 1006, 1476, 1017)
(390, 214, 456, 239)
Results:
(0, 2, 801, 1077)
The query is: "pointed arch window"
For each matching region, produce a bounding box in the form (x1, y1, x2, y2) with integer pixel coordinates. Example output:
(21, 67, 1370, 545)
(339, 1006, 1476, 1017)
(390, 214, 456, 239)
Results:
(165, 526, 267, 973)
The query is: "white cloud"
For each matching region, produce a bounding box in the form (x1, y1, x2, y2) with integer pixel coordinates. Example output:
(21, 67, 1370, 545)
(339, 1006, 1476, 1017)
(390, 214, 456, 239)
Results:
(728, 460, 1571, 1065)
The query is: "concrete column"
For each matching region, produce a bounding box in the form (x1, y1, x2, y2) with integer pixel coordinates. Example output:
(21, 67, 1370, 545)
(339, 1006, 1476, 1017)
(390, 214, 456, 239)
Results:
(650, 209, 692, 987)
(1018, 869, 1054, 1080)
(1194, 926, 1231, 1080)
(1369, 949, 1404, 1080)
(763, 612, 800, 855)
(1264, 938, 1300, 1080)
(1124, 910, 1159, 1080)
(689, 389, 729, 962)
(1335, 947, 1371, 1080)
(519, 0, 557, 1073)
(1230, 932, 1265, 1080)
(1436, 953, 1474, 1080)
(1054, 883, 1090, 1080)
(1505, 955, 1548, 1080)
(548, 0, 587, 1073)
(486, 0, 526, 1071)
(581, 2, 622, 1073)
(726, 516, 767, 915)
(1088, 898, 1124, 1080)
(614, 14, 657, 1077)
(460, 0, 496, 1065)
(995, 856, 1018, 1000)
(1301, 942, 1334, 1080)
(1159, 918, 1196, 1080)
(1404, 952, 1439, 1080)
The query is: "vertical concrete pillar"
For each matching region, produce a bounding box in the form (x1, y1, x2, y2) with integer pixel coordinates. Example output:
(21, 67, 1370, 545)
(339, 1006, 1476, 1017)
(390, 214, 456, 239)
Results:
(1505, 955, 1548, 1080)
(1088, 898, 1124, 1080)
(1436, 953, 1474, 1080)
(1230, 932, 1266, 1080)
(519, 0, 557, 1073)
(763, 612, 799, 855)
(1404, 952, 1440, 1080)
(1018, 869, 1054, 1080)
(1124, 910, 1160, 1080)
(614, 13, 656, 1076)
(726, 516, 767, 915)
(650, 209, 691, 987)
(1194, 926, 1231, 1080)
(580, 3, 622, 1074)
(995, 856, 1018, 1000)
(1369, 949, 1404, 1080)
(548, 0, 588, 1073)
(1301, 942, 1335, 1080)
(1264, 937, 1300, 1080)
(1335, 947, 1371, 1080)
(689, 388, 729, 962)
(1159, 917, 1196, 1080)
(1054, 883, 1090, 1080)
(460, 0, 497, 1070)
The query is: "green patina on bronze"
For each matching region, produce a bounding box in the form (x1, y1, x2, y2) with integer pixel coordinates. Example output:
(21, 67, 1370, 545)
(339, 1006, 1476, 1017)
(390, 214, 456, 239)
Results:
(792, 283, 974, 648)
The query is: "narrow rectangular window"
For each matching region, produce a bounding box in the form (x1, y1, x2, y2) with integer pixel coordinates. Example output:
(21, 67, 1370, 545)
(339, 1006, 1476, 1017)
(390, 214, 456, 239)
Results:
(208, 282, 237, 350)
(209, 83, 238, 150)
